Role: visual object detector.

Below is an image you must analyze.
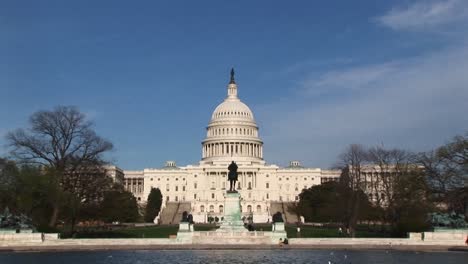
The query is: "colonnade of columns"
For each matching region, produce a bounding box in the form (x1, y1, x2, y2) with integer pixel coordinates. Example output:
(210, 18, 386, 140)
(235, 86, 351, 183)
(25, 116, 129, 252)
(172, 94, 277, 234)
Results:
(124, 178, 144, 194)
(202, 142, 263, 159)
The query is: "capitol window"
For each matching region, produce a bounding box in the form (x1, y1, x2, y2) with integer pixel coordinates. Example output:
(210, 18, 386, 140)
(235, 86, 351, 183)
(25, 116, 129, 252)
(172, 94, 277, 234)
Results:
(200, 205, 204, 212)
(266, 182, 269, 188)
(210, 205, 214, 212)
(211, 193, 215, 199)
(182, 186, 185, 191)
(175, 186, 178, 191)
(150, 178, 153, 181)
(194, 182, 197, 189)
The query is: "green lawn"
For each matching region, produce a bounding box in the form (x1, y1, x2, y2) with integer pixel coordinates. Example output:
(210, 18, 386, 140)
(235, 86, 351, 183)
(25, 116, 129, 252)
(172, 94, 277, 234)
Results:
(60, 223, 392, 239)
(63, 225, 179, 239)
(285, 225, 393, 238)
(193, 224, 219, 231)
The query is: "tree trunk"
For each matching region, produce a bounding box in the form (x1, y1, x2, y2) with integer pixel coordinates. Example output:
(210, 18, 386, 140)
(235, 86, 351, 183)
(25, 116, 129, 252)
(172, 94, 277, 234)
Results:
(349, 193, 361, 238)
(48, 203, 59, 227)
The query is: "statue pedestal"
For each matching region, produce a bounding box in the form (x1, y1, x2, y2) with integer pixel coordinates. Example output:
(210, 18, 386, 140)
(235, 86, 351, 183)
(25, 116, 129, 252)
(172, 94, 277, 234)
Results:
(179, 191, 288, 244)
(217, 192, 246, 231)
(273, 222, 285, 232)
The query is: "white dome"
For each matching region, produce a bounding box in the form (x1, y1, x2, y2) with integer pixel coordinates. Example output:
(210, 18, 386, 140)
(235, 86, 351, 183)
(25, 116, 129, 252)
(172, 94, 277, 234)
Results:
(211, 98, 255, 122)
(201, 69, 264, 165)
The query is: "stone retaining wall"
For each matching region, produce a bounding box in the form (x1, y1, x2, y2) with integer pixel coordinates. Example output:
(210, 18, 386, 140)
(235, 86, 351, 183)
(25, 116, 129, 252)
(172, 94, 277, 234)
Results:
(0, 233, 59, 242)
(409, 230, 468, 242)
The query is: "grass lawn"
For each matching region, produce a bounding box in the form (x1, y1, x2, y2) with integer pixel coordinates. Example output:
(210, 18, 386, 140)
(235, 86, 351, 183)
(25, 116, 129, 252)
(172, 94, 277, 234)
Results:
(286, 225, 393, 238)
(193, 224, 219, 231)
(64, 225, 179, 239)
(61, 224, 393, 239)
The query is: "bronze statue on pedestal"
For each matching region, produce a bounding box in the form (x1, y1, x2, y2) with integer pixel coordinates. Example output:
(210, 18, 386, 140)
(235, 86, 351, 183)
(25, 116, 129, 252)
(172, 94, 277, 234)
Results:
(227, 161, 238, 192)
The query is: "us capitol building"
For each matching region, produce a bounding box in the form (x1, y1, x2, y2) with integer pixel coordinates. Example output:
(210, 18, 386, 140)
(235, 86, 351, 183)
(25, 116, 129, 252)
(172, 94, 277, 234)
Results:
(113, 70, 341, 223)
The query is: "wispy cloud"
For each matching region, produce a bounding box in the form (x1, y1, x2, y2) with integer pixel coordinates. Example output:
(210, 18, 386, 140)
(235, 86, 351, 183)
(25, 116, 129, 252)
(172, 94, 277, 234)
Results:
(376, 0, 468, 31)
(257, 43, 468, 168)
(303, 62, 399, 94)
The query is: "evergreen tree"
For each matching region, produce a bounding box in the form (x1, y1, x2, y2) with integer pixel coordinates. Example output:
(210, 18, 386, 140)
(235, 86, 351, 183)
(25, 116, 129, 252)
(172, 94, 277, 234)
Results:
(144, 188, 162, 223)
(100, 187, 139, 223)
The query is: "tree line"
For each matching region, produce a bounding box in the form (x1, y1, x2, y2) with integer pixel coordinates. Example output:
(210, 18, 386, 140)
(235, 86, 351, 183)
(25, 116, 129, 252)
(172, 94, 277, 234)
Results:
(296, 132, 467, 237)
(0, 106, 142, 232)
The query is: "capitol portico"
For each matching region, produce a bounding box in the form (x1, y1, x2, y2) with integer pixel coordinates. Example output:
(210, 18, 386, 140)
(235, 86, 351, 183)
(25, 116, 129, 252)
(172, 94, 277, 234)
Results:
(120, 69, 341, 223)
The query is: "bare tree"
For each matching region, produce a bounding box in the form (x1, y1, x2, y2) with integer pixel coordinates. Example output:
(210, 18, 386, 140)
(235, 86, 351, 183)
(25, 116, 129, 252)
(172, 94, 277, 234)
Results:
(416, 132, 467, 211)
(367, 146, 414, 228)
(6, 106, 113, 227)
(337, 144, 368, 237)
(437, 132, 468, 167)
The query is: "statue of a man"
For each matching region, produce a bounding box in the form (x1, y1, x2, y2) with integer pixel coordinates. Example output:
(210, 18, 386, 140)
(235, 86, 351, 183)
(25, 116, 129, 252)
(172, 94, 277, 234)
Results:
(227, 161, 238, 192)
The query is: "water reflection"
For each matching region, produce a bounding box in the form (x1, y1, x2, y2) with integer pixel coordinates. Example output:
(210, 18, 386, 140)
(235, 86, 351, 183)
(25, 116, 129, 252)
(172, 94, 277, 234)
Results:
(0, 250, 466, 264)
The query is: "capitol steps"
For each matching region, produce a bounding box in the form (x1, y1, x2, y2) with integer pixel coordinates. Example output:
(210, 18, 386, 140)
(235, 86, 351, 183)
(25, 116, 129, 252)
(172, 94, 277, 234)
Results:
(269, 202, 300, 224)
(159, 202, 192, 225)
(159, 202, 179, 224)
(172, 202, 191, 224)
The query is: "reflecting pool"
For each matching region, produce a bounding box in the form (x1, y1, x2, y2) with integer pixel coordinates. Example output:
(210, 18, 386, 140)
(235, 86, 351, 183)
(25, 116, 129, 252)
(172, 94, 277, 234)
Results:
(0, 249, 466, 264)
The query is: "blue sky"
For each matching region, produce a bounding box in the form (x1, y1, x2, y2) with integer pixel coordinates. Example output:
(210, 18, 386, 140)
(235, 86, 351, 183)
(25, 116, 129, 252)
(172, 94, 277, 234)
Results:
(1, 0, 467, 169)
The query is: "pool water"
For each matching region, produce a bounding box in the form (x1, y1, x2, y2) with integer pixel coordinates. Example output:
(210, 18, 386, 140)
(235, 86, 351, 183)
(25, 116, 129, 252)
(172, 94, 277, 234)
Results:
(0, 249, 466, 264)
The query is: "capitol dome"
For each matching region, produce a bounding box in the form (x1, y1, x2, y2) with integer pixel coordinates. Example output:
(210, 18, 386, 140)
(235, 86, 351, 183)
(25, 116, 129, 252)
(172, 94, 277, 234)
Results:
(201, 69, 264, 165)
(211, 99, 255, 122)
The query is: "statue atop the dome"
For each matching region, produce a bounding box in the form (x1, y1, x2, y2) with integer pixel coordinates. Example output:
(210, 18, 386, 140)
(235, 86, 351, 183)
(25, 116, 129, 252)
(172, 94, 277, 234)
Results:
(227, 161, 238, 192)
(229, 68, 236, 84)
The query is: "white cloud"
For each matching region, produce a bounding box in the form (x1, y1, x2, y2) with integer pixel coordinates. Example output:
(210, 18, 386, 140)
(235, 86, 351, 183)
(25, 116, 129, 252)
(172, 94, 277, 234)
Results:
(304, 62, 399, 94)
(376, 0, 468, 31)
(256, 43, 468, 168)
